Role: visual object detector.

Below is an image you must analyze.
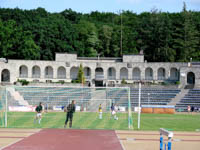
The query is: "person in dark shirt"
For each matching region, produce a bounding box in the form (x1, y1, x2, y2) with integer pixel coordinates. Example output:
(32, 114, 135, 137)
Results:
(191, 106, 194, 112)
(111, 103, 118, 120)
(34, 102, 43, 124)
(64, 100, 76, 128)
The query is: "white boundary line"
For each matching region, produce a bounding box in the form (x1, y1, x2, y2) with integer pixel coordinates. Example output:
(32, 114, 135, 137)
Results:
(0, 138, 24, 150)
(12, 86, 130, 89)
(115, 130, 126, 150)
(0, 129, 41, 150)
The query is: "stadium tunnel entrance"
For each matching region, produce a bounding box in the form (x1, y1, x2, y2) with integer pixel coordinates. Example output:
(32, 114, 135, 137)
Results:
(187, 72, 195, 85)
(95, 80, 103, 87)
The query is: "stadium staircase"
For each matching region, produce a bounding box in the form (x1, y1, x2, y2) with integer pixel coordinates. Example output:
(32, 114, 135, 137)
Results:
(167, 89, 189, 106)
(87, 88, 107, 112)
(7, 87, 29, 106)
(175, 89, 200, 112)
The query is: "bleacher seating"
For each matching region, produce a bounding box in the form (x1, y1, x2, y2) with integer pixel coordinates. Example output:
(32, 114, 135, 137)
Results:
(106, 88, 128, 108)
(176, 89, 200, 112)
(106, 88, 181, 109)
(130, 88, 180, 107)
(14, 87, 92, 107)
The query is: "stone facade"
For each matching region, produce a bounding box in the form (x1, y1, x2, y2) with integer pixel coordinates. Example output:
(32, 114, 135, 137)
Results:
(0, 53, 200, 88)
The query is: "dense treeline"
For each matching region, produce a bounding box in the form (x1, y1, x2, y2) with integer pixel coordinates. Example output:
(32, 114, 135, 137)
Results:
(0, 3, 200, 62)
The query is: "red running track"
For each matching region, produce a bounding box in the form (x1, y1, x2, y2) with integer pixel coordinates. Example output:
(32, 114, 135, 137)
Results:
(3, 129, 123, 150)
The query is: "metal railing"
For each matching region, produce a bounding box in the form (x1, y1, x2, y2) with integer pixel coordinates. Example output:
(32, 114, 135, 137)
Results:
(95, 75, 104, 80)
(108, 76, 116, 80)
(32, 74, 40, 78)
(145, 76, 153, 80)
(19, 74, 28, 78)
(132, 76, 141, 80)
(158, 76, 165, 80)
(45, 75, 53, 79)
(120, 76, 128, 80)
(57, 75, 66, 79)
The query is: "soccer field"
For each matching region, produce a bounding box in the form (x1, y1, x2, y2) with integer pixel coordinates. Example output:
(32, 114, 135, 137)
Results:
(2, 112, 200, 131)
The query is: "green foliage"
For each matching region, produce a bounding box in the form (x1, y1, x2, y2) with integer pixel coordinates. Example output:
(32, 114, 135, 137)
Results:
(0, 4, 200, 62)
(121, 78, 127, 84)
(6, 112, 200, 131)
(71, 79, 79, 83)
(175, 81, 180, 85)
(77, 64, 85, 84)
(17, 79, 29, 86)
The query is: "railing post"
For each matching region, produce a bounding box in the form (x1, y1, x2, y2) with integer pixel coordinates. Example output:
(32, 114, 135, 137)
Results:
(168, 137, 172, 150)
(160, 133, 163, 150)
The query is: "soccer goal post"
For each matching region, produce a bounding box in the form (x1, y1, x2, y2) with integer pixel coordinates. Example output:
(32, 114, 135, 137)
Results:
(5, 86, 133, 129)
(0, 87, 7, 127)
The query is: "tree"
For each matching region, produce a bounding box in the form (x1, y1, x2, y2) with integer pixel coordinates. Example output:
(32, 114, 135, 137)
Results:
(98, 25, 113, 56)
(0, 20, 40, 59)
(76, 20, 98, 57)
(77, 64, 85, 84)
(172, 3, 199, 62)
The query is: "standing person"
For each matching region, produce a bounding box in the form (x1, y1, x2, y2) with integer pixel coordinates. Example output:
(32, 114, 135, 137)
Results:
(187, 105, 191, 113)
(111, 103, 118, 120)
(64, 100, 76, 128)
(99, 104, 103, 119)
(191, 106, 194, 114)
(34, 102, 43, 124)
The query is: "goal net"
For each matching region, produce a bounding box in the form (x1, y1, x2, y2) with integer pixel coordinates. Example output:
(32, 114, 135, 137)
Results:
(4, 86, 133, 129)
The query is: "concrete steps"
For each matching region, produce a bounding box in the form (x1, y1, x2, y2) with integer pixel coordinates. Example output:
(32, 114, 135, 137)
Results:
(168, 89, 189, 106)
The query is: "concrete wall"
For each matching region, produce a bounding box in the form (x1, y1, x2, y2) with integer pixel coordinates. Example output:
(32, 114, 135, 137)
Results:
(0, 53, 199, 88)
(123, 55, 144, 62)
(55, 53, 77, 62)
(180, 65, 200, 88)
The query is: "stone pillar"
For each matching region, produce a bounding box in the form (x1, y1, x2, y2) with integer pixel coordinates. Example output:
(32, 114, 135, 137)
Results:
(103, 67, 108, 81)
(116, 69, 120, 80)
(91, 68, 95, 80)
(40, 66, 45, 79)
(53, 67, 57, 79)
(28, 66, 32, 78)
(140, 67, 145, 80)
(153, 68, 157, 81)
(128, 68, 132, 80)
(165, 68, 170, 80)
(66, 67, 70, 79)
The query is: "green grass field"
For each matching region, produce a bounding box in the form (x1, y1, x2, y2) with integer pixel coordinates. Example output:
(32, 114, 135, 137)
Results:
(1, 112, 200, 131)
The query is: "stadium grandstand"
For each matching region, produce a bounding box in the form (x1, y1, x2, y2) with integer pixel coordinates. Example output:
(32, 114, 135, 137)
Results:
(0, 53, 200, 113)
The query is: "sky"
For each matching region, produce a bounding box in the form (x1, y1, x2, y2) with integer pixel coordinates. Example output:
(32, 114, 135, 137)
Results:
(0, 0, 200, 14)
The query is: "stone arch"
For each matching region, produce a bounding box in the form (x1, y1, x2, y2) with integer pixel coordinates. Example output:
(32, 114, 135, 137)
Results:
(187, 72, 195, 84)
(107, 67, 116, 80)
(70, 67, 79, 80)
(19, 65, 28, 78)
(32, 66, 41, 78)
(157, 67, 166, 80)
(57, 66, 66, 79)
(145, 67, 153, 80)
(45, 66, 53, 79)
(133, 67, 141, 80)
(95, 67, 104, 80)
(170, 68, 179, 81)
(120, 67, 128, 80)
(84, 67, 91, 79)
(1, 69, 10, 82)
